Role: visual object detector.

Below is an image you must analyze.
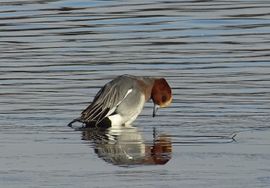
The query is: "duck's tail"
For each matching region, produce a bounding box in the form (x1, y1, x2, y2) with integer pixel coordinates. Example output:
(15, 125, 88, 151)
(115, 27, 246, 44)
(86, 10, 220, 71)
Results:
(67, 117, 83, 128)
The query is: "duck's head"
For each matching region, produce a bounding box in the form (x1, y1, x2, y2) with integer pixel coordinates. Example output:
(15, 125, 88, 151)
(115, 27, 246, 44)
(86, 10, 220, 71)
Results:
(151, 78, 172, 117)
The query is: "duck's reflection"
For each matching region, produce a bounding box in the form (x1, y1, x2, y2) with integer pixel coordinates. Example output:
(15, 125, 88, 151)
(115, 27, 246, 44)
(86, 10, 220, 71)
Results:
(81, 126, 172, 166)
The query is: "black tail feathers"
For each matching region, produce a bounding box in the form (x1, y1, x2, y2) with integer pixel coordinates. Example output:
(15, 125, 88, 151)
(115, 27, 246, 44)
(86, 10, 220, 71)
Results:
(67, 117, 83, 128)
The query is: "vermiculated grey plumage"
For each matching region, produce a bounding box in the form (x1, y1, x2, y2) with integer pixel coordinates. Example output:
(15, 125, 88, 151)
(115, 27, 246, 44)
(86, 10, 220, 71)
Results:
(67, 75, 160, 128)
(81, 75, 137, 124)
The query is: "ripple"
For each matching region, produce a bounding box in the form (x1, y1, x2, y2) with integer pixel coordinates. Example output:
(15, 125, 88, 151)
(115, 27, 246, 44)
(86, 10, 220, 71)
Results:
(1, 0, 270, 187)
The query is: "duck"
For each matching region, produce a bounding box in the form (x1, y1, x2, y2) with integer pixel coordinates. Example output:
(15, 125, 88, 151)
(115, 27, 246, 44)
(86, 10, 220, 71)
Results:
(68, 74, 172, 128)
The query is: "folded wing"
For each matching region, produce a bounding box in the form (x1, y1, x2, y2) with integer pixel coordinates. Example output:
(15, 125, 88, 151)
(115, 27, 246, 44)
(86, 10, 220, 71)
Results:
(81, 76, 133, 125)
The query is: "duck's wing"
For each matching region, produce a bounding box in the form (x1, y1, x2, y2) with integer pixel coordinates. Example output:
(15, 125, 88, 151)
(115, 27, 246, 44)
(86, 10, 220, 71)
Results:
(81, 76, 133, 124)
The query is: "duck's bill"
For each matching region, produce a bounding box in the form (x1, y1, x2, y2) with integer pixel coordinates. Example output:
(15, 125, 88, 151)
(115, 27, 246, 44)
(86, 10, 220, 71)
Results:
(152, 104, 159, 117)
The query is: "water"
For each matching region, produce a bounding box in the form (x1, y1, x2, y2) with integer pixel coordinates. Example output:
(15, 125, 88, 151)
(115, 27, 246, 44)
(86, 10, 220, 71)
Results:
(1, 0, 270, 187)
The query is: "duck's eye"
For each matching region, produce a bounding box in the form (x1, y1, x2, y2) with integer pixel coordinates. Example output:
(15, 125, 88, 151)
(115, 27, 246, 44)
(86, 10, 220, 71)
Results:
(162, 95, 167, 102)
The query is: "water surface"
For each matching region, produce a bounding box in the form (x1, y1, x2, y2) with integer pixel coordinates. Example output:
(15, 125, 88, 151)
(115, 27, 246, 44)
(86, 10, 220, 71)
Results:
(1, 0, 270, 187)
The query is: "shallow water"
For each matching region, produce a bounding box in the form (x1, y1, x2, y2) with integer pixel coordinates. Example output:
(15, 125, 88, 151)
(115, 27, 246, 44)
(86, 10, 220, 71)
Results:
(1, 0, 270, 187)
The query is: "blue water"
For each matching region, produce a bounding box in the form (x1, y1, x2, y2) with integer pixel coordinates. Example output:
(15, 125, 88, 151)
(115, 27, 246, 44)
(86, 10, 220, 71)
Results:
(1, 0, 270, 187)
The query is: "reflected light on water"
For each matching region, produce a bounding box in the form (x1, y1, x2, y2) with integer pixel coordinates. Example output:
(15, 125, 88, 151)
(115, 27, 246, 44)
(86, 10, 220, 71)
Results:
(1, 0, 270, 187)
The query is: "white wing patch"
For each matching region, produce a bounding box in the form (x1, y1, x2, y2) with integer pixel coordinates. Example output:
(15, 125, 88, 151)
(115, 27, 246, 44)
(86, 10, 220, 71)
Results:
(122, 88, 133, 102)
(106, 88, 133, 117)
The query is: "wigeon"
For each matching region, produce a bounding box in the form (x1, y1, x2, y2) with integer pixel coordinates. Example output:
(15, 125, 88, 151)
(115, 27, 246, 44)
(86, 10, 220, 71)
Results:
(68, 74, 172, 128)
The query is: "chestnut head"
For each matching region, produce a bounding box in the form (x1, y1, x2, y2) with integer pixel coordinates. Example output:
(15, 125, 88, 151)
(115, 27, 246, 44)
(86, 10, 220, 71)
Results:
(151, 78, 172, 117)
